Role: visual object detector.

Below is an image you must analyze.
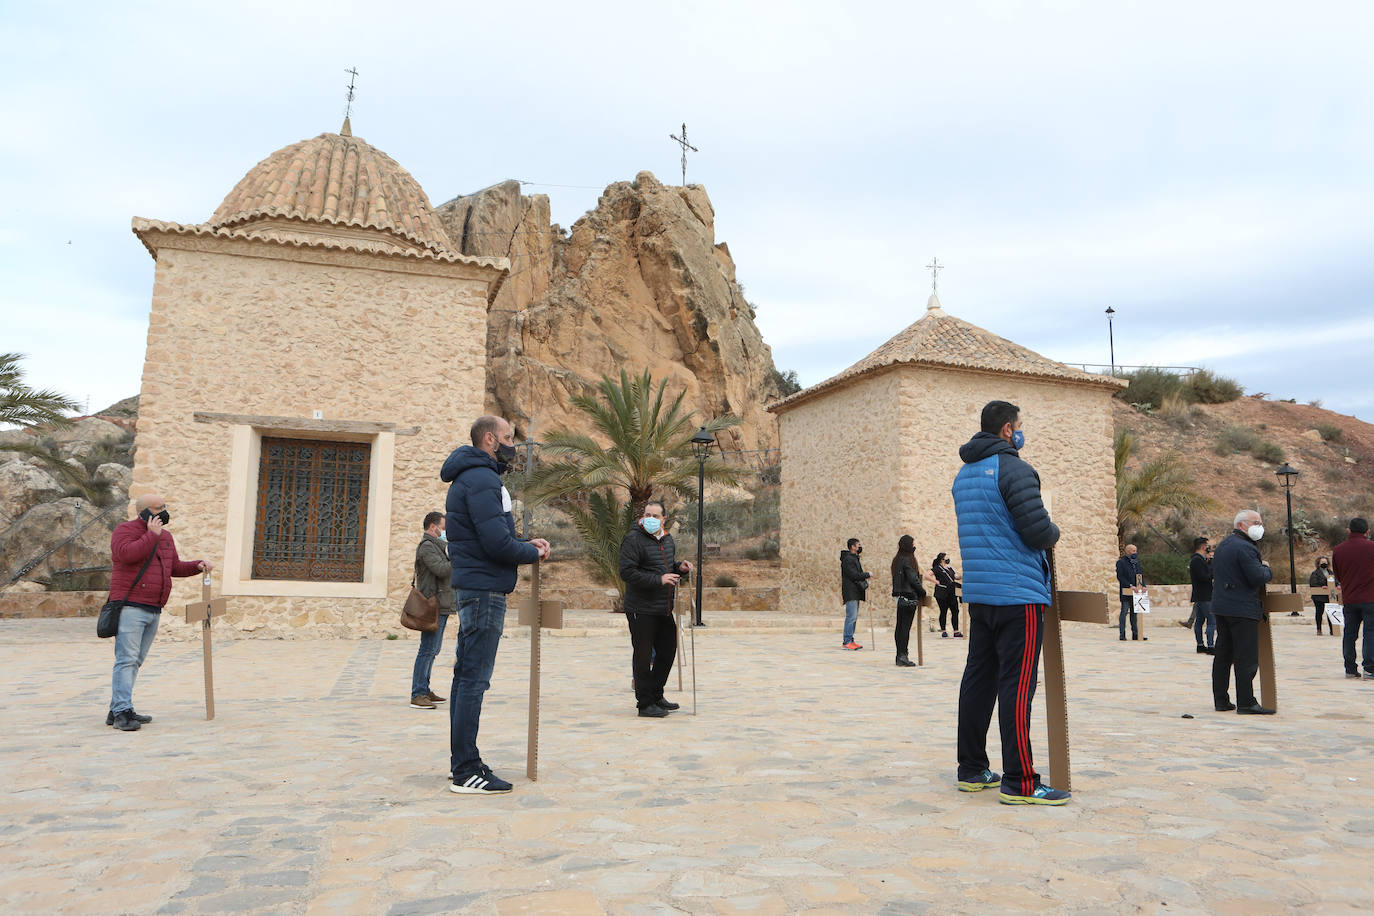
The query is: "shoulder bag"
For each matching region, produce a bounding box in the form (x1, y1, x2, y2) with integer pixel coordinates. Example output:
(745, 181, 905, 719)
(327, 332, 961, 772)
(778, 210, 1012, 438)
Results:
(401, 576, 439, 632)
(97, 547, 158, 638)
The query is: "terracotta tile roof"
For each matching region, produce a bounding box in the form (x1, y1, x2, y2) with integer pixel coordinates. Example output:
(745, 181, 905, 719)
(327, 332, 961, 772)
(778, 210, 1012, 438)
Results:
(768, 294, 1126, 414)
(208, 130, 457, 257)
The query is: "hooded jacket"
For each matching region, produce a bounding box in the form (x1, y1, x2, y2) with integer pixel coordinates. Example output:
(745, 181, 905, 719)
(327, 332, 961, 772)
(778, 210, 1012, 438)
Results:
(840, 550, 869, 603)
(1210, 528, 1273, 619)
(107, 518, 202, 610)
(951, 431, 1060, 606)
(440, 445, 539, 594)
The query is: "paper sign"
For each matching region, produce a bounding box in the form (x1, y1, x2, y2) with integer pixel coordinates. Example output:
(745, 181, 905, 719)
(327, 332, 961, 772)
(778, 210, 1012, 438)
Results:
(1133, 591, 1151, 615)
(1326, 603, 1345, 627)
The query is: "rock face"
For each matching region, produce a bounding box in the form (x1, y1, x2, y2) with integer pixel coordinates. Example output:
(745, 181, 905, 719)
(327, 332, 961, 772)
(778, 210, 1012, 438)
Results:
(435, 173, 783, 450)
(0, 460, 65, 524)
(0, 497, 119, 589)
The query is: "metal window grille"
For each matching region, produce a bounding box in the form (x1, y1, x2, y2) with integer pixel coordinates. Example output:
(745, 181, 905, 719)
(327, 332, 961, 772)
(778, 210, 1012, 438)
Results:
(252, 437, 371, 582)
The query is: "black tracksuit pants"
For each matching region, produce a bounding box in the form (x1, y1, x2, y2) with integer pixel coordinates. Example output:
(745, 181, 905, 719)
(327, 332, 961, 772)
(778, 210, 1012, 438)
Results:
(894, 600, 916, 657)
(1212, 614, 1260, 708)
(957, 602, 1046, 796)
(937, 591, 960, 631)
(627, 612, 676, 708)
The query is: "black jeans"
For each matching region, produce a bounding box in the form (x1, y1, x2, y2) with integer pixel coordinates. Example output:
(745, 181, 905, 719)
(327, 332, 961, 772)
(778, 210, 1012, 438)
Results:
(894, 599, 916, 657)
(1212, 614, 1260, 708)
(1343, 603, 1374, 675)
(627, 612, 677, 708)
(957, 602, 1046, 796)
(1313, 597, 1328, 634)
(1118, 595, 1138, 638)
(937, 591, 960, 631)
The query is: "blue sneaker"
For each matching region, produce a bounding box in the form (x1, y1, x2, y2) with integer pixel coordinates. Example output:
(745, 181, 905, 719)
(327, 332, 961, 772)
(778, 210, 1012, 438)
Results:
(999, 783, 1071, 806)
(450, 765, 513, 794)
(956, 768, 1001, 792)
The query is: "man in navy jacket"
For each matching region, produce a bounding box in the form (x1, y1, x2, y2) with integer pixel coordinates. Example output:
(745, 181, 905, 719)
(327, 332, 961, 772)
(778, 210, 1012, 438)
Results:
(440, 416, 550, 794)
(1210, 509, 1274, 714)
(951, 400, 1068, 806)
(1116, 545, 1147, 641)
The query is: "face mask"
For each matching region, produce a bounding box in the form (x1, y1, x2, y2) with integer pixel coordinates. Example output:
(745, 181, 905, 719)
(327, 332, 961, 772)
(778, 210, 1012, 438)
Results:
(140, 508, 170, 525)
(1011, 429, 1026, 450)
(1247, 525, 1265, 541)
(856, 546, 863, 555)
(438, 530, 447, 541)
(496, 442, 517, 463)
(641, 517, 662, 535)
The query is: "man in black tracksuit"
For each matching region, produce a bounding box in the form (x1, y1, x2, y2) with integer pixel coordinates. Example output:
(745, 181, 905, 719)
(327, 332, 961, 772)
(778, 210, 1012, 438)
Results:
(619, 500, 693, 718)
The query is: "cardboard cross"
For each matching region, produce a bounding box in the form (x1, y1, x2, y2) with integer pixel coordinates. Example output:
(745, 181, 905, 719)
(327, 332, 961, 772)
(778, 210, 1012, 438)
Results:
(183, 573, 228, 720)
(916, 594, 933, 666)
(1259, 590, 1299, 710)
(1121, 585, 1150, 638)
(518, 561, 563, 781)
(1044, 549, 1109, 792)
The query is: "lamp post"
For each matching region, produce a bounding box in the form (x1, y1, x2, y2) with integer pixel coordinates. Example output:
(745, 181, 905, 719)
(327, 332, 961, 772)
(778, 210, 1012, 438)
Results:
(1105, 307, 1117, 377)
(690, 427, 716, 627)
(1276, 463, 1300, 595)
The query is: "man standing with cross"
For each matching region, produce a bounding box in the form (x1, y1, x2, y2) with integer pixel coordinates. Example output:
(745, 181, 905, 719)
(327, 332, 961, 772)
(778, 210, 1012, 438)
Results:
(105, 493, 212, 731)
(441, 416, 550, 794)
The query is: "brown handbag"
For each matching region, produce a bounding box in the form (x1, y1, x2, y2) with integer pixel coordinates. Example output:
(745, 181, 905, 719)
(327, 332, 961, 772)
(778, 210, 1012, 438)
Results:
(401, 577, 439, 632)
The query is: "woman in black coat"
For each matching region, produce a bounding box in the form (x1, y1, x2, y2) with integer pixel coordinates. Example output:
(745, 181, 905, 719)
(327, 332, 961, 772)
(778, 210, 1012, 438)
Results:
(1310, 556, 1336, 635)
(932, 552, 963, 638)
(891, 535, 934, 667)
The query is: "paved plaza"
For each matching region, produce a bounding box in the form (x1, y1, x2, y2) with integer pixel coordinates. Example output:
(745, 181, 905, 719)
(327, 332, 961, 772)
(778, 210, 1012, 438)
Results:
(2, 610, 1372, 915)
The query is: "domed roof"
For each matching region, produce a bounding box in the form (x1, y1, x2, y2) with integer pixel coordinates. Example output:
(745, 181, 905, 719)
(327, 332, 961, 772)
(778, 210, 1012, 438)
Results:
(209, 126, 455, 257)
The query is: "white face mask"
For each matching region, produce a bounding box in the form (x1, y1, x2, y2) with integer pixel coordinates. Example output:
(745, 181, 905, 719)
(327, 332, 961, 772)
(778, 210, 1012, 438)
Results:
(1247, 524, 1265, 541)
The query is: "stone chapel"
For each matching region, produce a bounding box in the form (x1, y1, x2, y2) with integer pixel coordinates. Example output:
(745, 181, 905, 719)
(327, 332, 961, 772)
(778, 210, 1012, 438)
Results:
(129, 120, 507, 635)
(767, 293, 1125, 616)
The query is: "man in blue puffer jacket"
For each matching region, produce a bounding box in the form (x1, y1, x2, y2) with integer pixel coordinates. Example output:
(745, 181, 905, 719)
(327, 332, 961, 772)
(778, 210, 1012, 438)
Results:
(440, 415, 550, 795)
(951, 400, 1069, 806)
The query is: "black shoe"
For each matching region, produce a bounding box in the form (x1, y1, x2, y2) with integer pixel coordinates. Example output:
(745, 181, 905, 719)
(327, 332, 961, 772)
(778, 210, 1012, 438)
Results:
(1215, 702, 1236, 711)
(1347, 672, 1362, 679)
(1204, 647, 1215, 655)
(693, 620, 707, 628)
(1119, 635, 1127, 641)
(654, 698, 680, 710)
(111, 709, 142, 731)
(895, 656, 916, 667)
(107, 709, 151, 726)
(1237, 704, 1276, 715)
(1196, 645, 1207, 654)
(638, 704, 670, 717)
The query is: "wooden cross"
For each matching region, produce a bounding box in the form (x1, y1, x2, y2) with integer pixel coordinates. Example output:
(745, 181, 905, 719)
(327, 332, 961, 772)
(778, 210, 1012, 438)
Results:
(518, 561, 564, 780)
(669, 123, 698, 186)
(926, 257, 944, 294)
(183, 573, 229, 720)
(1259, 590, 1300, 710)
(1043, 548, 1109, 792)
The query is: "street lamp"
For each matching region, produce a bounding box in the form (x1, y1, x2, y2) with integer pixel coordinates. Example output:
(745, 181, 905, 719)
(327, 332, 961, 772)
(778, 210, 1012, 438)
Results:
(1105, 307, 1117, 377)
(1276, 463, 1300, 597)
(690, 427, 716, 627)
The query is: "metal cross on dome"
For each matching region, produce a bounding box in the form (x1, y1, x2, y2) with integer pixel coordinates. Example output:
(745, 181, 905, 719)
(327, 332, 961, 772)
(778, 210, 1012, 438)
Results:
(344, 67, 359, 119)
(926, 257, 945, 294)
(669, 123, 699, 186)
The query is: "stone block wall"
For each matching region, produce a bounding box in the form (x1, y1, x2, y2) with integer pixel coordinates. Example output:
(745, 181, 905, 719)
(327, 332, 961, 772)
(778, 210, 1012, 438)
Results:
(130, 238, 491, 639)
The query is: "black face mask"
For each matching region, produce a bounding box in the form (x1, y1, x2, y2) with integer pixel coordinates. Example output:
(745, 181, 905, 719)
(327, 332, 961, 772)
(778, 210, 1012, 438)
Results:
(140, 508, 170, 525)
(855, 546, 863, 555)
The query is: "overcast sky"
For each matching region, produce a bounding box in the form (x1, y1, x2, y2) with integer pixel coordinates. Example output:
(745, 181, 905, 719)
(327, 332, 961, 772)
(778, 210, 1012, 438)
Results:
(4, 0, 1372, 422)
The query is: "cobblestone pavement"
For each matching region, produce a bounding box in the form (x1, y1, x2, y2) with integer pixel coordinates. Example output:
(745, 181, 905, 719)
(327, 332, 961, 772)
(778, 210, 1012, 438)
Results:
(2, 611, 1372, 915)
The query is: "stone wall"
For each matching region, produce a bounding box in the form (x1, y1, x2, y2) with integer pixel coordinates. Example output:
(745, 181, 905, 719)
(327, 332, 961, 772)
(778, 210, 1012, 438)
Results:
(777, 365, 1119, 615)
(130, 237, 490, 639)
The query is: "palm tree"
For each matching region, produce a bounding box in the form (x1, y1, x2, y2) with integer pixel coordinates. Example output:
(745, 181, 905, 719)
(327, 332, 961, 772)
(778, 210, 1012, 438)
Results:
(1115, 429, 1215, 551)
(0, 353, 78, 429)
(524, 369, 741, 595)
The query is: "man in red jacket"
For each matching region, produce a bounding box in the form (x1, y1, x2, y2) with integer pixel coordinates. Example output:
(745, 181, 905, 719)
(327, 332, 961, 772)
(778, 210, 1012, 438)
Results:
(106, 493, 211, 731)
(1332, 517, 1374, 679)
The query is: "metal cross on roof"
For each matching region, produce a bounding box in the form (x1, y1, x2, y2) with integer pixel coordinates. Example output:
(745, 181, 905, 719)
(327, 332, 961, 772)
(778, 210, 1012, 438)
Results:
(344, 67, 359, 120)
(669, 123, 699, 186)
(926, 257, 944, 294)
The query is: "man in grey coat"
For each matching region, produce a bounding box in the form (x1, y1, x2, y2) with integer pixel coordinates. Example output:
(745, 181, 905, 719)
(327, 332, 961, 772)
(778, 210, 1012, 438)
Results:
(410, 511, 455, 709)
(1210, 509, 1275, 715)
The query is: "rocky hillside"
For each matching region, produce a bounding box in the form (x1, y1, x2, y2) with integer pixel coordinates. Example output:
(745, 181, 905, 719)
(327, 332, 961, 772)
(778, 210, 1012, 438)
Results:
(1115, 395, 1374, 582)
(435, 172, 783, 450)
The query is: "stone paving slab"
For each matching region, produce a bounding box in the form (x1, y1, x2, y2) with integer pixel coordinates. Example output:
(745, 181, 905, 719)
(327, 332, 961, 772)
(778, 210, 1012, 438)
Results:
(1, 616, 1372, 914)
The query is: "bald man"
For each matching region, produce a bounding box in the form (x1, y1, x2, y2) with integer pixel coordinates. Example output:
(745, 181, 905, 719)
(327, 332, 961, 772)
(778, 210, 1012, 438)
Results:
(105, 493, 212, 731)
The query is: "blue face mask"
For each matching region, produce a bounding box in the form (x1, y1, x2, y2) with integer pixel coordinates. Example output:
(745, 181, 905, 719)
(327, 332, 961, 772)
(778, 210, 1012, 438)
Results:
(642, 517, 662, 535)
(1011, 429, 1026, 450)
(438, 530, 446, 541)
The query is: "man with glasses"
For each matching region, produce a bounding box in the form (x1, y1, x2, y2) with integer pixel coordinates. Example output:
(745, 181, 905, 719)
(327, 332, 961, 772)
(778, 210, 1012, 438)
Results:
(106, 493, 213, 731)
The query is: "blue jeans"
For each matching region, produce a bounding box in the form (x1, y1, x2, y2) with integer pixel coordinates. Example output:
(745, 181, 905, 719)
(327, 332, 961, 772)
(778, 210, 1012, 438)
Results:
(110, 606, 160, 713)
(843, 600, 859, 644)
(410, 613, 449, 697)
(1193, 600, 1215, 648)
(449, 590, 506, 779)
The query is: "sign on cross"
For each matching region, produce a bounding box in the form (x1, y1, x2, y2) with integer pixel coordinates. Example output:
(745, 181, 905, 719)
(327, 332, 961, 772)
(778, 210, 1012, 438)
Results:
(518, 561, 564, 781)
(183, 573, 229, 720)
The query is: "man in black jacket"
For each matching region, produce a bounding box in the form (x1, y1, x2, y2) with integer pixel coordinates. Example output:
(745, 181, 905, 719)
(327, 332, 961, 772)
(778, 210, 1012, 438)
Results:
(1211, 509, 1275, 715)
(619, 500, 693, 718)
(1116, 545, 1146, 641)
(1189, 537, 1214, 654)
(840, 538, 871, 650)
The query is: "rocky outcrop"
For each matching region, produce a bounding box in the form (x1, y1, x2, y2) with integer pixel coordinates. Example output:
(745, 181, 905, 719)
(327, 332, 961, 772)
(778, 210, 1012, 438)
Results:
(0, 497, 119, 589)
(435, 173, 782, 450)
(0, 461, 64, 523)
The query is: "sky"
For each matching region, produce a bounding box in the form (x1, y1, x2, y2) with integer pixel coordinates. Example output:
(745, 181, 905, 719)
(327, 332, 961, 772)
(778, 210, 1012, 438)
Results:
(3, 0, 1373, 421)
